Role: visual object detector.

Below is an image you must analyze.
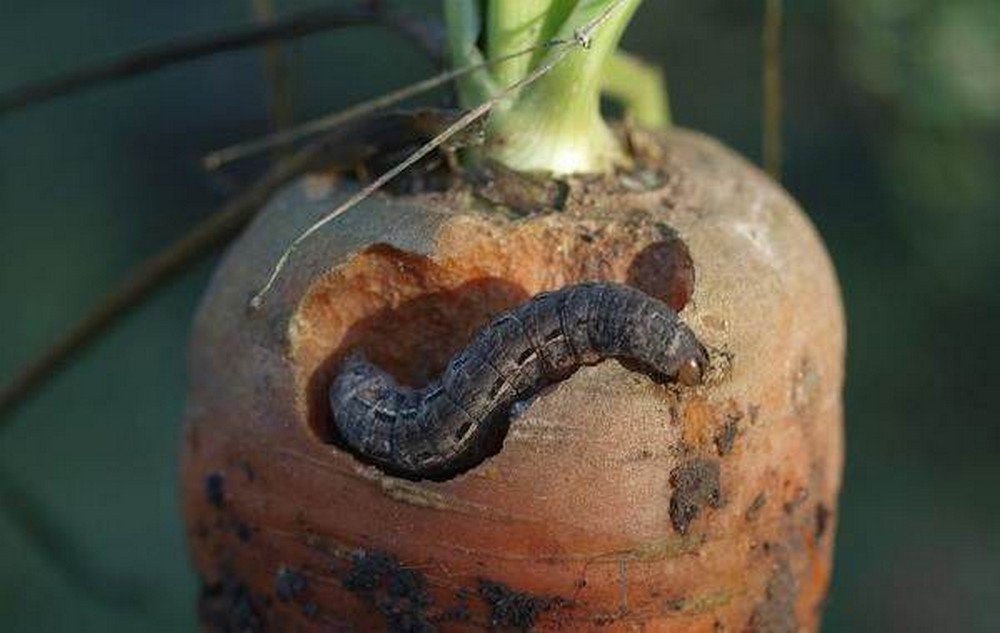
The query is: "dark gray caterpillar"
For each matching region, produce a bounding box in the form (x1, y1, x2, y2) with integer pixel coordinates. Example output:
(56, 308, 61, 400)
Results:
(329, 282, 708, 480)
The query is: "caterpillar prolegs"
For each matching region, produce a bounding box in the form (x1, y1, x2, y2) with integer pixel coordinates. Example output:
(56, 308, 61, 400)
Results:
(329, 282, 708, 480)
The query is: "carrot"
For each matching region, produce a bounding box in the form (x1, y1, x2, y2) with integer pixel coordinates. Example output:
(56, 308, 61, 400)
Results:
(182, 2, 844, 631)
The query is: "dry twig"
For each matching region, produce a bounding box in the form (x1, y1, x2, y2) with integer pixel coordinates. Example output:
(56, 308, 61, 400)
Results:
(0, 3, 436, 116)
(763, 0, 784, 180)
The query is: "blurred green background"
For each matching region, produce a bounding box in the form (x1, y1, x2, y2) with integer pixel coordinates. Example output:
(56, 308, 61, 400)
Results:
(1, 0, 998, 630)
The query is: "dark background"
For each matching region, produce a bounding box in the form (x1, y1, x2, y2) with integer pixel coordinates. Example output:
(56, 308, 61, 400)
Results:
(1, 1, 998, 630)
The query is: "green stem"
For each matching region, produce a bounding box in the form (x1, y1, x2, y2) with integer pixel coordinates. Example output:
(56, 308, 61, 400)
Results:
(443, 0, 496, 105)
(486, 1, 576, 88)
(485, 0, 644, 174)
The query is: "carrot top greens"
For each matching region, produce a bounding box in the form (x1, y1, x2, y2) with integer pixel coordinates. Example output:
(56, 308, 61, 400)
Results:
(445, 0, 667, 175)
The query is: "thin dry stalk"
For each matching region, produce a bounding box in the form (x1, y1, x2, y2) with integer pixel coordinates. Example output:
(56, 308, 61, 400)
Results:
(763, 0, 784, 180)
(0, 4, 435, 116)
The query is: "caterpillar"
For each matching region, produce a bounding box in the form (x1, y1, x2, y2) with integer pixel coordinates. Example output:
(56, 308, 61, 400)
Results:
(329, 282, 707, 480)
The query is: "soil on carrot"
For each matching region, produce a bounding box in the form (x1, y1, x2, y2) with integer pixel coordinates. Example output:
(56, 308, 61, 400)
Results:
(477, 580, 567, 632)
(815, 503, 831, 539)
(198, 571, 264, 633)
(713, 414, 741, 456)
(342, 550, 437, 632)
(746, 492, 768, 522)
(668, 458, 724, 535)
(274, 566, 308, 602)
(204, 472, 225, 509)
(747, 558, 799, 633)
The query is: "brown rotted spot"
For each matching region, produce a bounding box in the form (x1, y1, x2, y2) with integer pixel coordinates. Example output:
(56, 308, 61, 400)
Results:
(301, 601, 318, 619)
(342, 550, 434, 633)
(713, 402, 744, 456)
(746, 559, 799, 633)
(714, 417, 740, 456)
(235, 522, 252, 543)
(782, 486, 809, 515)
(239, 461, 255, 483)
(478, 580, 566, 632)
(436, 588, 473, 625)
(746, 493, 767, 522)
(205, 472, 225, 509)
(669, 459, 723, 535)
(626, 229, 695, 312)
(815, 503, 831, 539)
(274, 566, 307, 602)
(469, 162, 570, 215)
(199, 575, 262, 633)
